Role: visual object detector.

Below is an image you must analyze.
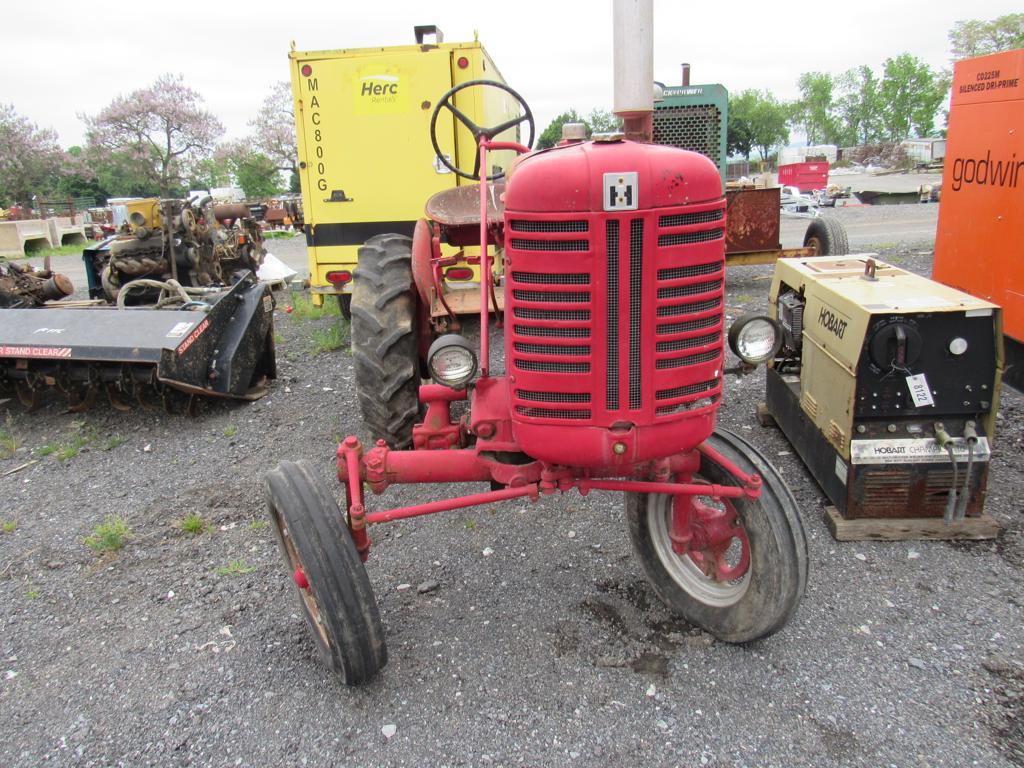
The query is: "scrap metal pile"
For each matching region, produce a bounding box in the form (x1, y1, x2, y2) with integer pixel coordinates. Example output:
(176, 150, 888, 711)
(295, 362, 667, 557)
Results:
(0, 196, 276, 413)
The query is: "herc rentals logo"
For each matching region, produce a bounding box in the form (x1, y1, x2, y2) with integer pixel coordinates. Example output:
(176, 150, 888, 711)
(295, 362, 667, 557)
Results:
(355, 73, 406, 114)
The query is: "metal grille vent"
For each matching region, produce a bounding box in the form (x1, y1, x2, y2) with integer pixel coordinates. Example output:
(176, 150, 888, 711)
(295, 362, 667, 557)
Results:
(656, 378, 720, 400)
(513, 290, 590, 304)
(659, 210, 724, 228)
(606, 219, 620, 410)
(510, 220, 589, 233)
(657, 315, 719, 335)
(512, 272, 590, 285)
(514, 325, 590, 339)
(516, 359, 590, 373)
(510, 239, 589, 252)
(658, 280, 722, 300)
(517, 390, 591, 403)
(514, 342, 590, 356)
(514, 307, 590, 321)
(516, 406, 591, 420)
(657, 297, 721, 318)
(652, 105, 723, 168)
(658, 228, 724, 247)
(629, 219, 644, 410)
(656, 332, 721, 353)
(656, 395, 719, 416)
(657, 262, 722, 281)
(655, 348, 721, 370)
(860, 469, 911, 509)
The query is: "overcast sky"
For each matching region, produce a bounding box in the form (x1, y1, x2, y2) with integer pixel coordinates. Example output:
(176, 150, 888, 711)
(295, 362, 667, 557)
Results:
(3, 0, 1020, 148)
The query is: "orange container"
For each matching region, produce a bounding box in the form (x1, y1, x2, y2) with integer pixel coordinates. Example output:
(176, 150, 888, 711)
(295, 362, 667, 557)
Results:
(933, 49, 1024, 348)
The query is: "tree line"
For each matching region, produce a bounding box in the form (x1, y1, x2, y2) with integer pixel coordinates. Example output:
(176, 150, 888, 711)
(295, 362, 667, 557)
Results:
(0, 76, 297, 208)
(726, 13, 1022, 162)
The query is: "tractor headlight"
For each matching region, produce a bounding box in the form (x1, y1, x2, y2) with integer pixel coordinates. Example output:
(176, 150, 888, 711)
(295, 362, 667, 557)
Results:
(728, 314, 783, 365)
(427, 334, 477, 389)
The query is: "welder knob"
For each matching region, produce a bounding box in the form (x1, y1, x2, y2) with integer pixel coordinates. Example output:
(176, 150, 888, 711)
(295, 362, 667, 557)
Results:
(869, 322, 922, 369)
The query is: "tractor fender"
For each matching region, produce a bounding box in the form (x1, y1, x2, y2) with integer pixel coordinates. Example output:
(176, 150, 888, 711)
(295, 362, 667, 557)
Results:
(411, 218, 437, 309)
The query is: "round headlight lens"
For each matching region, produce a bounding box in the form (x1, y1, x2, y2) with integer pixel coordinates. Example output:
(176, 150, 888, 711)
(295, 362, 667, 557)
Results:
(728, 314, 782, 365)
(427, 334, 477, 389)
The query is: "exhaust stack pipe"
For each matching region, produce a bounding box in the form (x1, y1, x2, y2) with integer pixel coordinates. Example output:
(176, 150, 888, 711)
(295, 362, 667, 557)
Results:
(612, 0, 654, 142)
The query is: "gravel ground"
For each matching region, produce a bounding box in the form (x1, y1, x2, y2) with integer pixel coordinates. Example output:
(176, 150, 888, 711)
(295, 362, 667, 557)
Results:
(1, 206, 1021, 767)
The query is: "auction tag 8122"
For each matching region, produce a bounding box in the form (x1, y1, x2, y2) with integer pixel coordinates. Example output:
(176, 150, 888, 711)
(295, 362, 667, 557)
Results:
(905, 373, 935, 407)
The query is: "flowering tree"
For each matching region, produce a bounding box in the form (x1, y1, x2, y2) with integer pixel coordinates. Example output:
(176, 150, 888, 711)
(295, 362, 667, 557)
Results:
(0, 104, 70, 206)
(84, 74, 223, 198)
(250, 81, 297, 177)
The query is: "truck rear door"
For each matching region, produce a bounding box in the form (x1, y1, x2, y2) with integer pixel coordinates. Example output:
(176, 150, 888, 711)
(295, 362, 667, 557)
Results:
(294, 48, 458, 265)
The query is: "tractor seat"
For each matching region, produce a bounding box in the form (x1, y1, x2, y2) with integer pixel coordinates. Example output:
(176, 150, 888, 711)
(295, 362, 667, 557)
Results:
(424, 183, 506, 227)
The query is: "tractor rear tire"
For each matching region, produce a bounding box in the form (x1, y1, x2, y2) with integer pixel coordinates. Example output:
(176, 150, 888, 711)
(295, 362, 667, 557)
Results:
(265, 460, 387, 685)
(803, 216, 849, 256)
(351, 234, 420, 448)
(625, 428, 808, 643)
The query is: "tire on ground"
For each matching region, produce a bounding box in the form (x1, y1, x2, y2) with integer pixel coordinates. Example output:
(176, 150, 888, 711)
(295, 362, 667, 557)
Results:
(265, 460, 387, 684)
(803, 216, 849, 255)
(350, 234, 419, 448)
(626, 428, 808, 643)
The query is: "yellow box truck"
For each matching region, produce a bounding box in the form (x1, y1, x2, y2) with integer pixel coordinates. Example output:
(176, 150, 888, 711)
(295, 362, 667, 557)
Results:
(289, 27, 520, 313)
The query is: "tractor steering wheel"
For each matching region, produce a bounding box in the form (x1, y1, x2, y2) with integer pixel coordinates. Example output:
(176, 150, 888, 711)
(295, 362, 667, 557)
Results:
(429, 79, 535, 181)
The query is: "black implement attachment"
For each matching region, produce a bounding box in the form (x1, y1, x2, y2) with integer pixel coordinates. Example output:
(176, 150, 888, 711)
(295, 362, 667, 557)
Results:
(0, 272, 276, 412)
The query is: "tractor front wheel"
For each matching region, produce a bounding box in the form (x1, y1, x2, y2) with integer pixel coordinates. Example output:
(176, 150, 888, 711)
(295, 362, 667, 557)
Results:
(265, 460, 387, 684)
(351, 234, 420, 448)
(626, 428, 807, 643)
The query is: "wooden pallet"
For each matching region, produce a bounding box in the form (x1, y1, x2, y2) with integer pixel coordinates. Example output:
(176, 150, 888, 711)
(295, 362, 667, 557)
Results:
(825, 506, 1000, 541)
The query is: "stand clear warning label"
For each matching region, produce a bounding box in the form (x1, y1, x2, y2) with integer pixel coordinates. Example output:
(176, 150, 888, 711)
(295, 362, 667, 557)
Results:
(905, 373, 935, 407)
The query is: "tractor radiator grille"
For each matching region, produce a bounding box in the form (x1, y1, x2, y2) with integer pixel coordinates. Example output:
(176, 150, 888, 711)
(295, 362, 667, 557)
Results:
(659, 210, 724, 227)
(514, 307, 590, 321)
(511, 272, 590, 285)
(510, 219, 588, 233)
(516, 406, 591, 419)
(510, 238, 589, 251)
(658, 228, 724, 247)
(514, 342, 590, 356)
(513, 290, 590, 303)
(656, 332, 721, 353)
(658, 280, 722, 300)
(514, 325, 590, 338)
(507, 202, 725, 425)
(516, 390, 591, 403)
(657, 315, 719, 335)
(657, 262, 722, 281)
(516, 359, 590, 373)
(606, 219, 620, 410)
(629, 219, 644, 410)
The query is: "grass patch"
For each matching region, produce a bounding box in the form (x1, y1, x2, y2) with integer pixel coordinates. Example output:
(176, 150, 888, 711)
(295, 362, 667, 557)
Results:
(84, 516, 131, 552)
(311, 322, 347, 354)
(0, 416, 18, 459)
(223, 424, 238, 438)
(273, 333, 285, 346)
(263, 230, 298, 240)
(287, 291, 340, 321)
(465, 518, 477, 530)
(25, 586, 39, 600)
(2, 520, 17, 533)
(179, 512, 207, 535)
(216, 559, 256, 576)
(249, 520, 268, 531)
(54, 435, 88, 461)
(101, 435, 127, 451)
(23, 243, 87, 259)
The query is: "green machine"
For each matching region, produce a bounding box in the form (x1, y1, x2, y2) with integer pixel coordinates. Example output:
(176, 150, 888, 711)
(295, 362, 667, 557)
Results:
(653, 66, 729, 184)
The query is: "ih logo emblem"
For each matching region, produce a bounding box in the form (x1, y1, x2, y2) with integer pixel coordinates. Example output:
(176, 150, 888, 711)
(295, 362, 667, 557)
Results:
(603, 172, 638, 211)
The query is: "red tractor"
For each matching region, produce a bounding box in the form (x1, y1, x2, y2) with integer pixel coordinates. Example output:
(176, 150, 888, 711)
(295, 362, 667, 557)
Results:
(265, 76, 807, 684)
